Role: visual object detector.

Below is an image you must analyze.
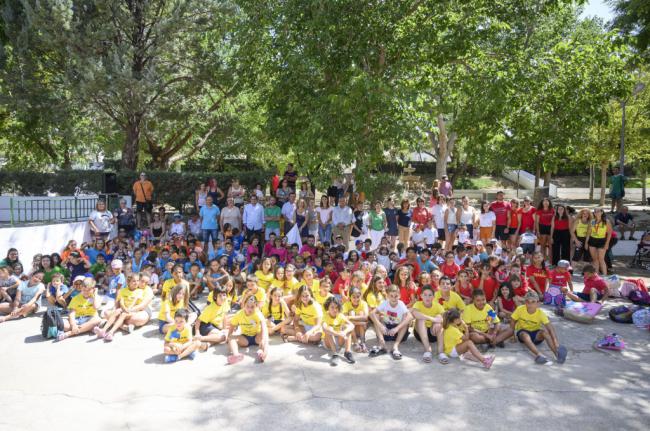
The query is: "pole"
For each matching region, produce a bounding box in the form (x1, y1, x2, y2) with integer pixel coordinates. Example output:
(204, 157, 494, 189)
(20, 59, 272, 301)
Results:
(619, 100, 626, 175)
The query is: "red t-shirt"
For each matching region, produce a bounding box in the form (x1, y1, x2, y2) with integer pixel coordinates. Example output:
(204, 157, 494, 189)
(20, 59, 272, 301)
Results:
(548, 269, 571, 288)
(440, 262, 461, 279)
(583, 275, 607, 295)
(490, 201, 511, 226)
(526, 265, 549, 294)
(552, 218, 570, 230)
(537, 208, 555, 226)
(332, 277, 349, 295)
(471, 277, 498, 302)
(457, 282, 473, 298)
(509, 207, 521, 229)
(520, 207, 536, 232)
(397, 259, 421, 280)
(398, 283, 417, 305)
(411, 206, 432, 226)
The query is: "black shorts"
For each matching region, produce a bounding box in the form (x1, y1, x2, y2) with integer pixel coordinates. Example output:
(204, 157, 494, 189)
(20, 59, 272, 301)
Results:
(199, 321, 220, 336)
(383, 323, 409, 342)
(521, 243, 536, 254)
(588, 237, 607, 249)
(516, 329, 544, 345)
(495, 225, 509, 241)
(437, 228, 446, 240)
(136, 201, 153, 213)
(414, 327, 437, 343)
(539, 224, 551, 235)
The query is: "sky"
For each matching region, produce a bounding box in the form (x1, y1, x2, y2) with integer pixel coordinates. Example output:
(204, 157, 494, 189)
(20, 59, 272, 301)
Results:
(580, 0, 615, 23)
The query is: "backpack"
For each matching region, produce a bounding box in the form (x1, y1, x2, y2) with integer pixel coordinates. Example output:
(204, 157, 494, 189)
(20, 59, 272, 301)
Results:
(629, 290, 650, 306)
(543, 284, 565, 307)
(595, 333, 626, 351)
(41, 308, 64, 339)
(619, 278, 648, 298)
(632, 308, 650, 330)
(608, 305, 638, 324)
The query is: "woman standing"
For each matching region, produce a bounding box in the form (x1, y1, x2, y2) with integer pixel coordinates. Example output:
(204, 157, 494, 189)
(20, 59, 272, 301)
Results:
(443, 197, 458, 251)
(478, 201, 496, 245)
(550, 204, 571, 265)
(458, 196, 477, 240)
(207, 178, 225, 205)
(351, 201, 366, 242)
(368, 201, 387, 251)
(383, 198, 399, 250)
(519, 196, 536, 234)
(295, 199, 310, 239)
(535, 198, 555, 262)
(396, 200, 412, 249)
(220, 198, 242, 233)
(195, 183, 208, 211)
(316, 196, 333, 244)
(586, 208, 612, 275)
(228, 179, 246, 208)
(570, 209, 591, 268)
(298, 182, 314, 201)
(508, 199, 522, 250)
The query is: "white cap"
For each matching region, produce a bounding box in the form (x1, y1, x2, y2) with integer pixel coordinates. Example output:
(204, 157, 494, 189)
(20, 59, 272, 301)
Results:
(111, 259, 123, 269)
(475, 240, 483, 246)
(516, 247, 524, 255)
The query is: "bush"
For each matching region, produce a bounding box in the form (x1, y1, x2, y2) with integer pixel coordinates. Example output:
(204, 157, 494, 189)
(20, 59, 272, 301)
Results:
(0, 169, 273, 212)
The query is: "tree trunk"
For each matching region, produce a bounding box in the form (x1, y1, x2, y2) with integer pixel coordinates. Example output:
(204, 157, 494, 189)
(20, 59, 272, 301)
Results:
(534, 160, 541, 188)
(599, 160, 607, 206)
(434, 113, 449, 179)
(642, 165, 647, 204)
(543, 169, 552, 186)
(589, 164, 594, 200)
(122, 115, 142, 170)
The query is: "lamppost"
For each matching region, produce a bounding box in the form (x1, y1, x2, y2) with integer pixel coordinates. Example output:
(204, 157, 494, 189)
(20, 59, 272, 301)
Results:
(620, 82, 646, 175)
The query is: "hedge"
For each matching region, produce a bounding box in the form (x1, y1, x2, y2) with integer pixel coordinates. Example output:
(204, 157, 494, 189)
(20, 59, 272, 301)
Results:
(0, 170, 273, 212)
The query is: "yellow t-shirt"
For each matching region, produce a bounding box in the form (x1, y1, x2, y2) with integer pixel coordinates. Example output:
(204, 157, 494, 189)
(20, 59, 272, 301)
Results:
(165, 325, 191, 344)
(313, 290, 333, 310)
(342, 300, 369, 316)
(270, 278, 285, 293)
(462, 304, 500, 333)
(511, 305, 549, 332)
(285, 277, 301, 295)
(207, 289, 238, 305)
(255, 270, 274, 290)
(412, 300, 445, 328)
(118, 287, 144, 309)
(434, 291, 466, 311)
(323, 312, 346, 332)
(307, 279, 321, 296)
(296, 302, 322, 326)
(443, 325, 464, 355)
(68, 294, 97, 317)
(198, 301, 231, 328)
(230, 309, 263, 336)
(262, 302, 285, 321)
(162, 278, 188, 299)
(364, 291, 384, 309)
(158, 299, 185, 321)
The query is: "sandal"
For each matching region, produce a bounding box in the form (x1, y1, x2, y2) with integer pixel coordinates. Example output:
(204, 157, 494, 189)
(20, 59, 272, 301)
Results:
(391, 349, 403, 360)
(93, 326, 105, 338)
(438, 353, 449, 365)
(104, 333, 113, 342)
(227, 354, 244, 365)
(368, 346, 388, 357)
(360, 342, 368, 353)
(483, 355, 495, 370)
(422, 351, 433, 363)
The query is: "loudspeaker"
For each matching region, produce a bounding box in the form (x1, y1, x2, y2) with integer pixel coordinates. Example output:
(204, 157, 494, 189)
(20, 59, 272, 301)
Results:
(102, 172, 118, 194)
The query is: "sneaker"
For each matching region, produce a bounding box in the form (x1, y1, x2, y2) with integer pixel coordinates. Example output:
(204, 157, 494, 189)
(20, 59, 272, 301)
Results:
(187, 352, 197, 360)
(56, 331, 68, 342)
(127, 324, 135, 334)
(93, 326, 105, 338)
(535, 355, 553, 365)
(330, 353, 340, 367)
(227, 354, 244, 365)
(483, 355, 495, 370)
(164, 355, 178, 363)
(343, 351, 356, 364)
(557, 345, 568, 364)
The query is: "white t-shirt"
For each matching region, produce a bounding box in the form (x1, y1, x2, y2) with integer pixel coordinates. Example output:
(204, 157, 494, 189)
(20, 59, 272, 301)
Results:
(457, 230, 470, 244)
(376, 299, 409, 325)
(459, 206, 476, 225)
(411, 230, 426, 247)
(520, 232, 537, 244)
(431, 204, 447, 229)
(315, 207, 333, 225)
(89, 210, 113, 233)
(479, 211, 496, 228)
(423, 227, 437, 245)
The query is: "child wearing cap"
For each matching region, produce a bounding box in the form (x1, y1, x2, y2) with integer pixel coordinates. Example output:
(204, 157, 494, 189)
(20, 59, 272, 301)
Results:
(547, 260, 573, 294)
(565, 264, 608, 303)
(510, 291, 567, 365)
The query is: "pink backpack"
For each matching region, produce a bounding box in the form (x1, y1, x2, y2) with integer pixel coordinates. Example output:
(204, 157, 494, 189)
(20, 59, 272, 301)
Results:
(619, 278, 648, 298)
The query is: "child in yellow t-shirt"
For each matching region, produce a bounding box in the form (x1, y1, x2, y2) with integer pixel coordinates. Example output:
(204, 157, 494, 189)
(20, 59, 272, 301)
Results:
(195, 286, 231, 351)
(57, 278, 102, 341)
(227, 296, 269, 365)
(510, 291, 567, 365)
(463, 289, 513, 349)
(98, 274, 145, 342)
(313, 277, 333, 310)
(442, 308, 495, 370)
(164, 308, 200, 363)
(342, 286, 369, 353)
(288, 285, 323, 344)
(410, 285, 447, 364)
(238, 276, 266, 309)
(263, 287, 292, 337)
(158, 284, 192, 335)
(322, 296, 355, 366)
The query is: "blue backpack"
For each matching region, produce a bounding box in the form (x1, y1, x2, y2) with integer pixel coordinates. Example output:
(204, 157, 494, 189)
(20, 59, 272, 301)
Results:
(544, 284, 565, 307)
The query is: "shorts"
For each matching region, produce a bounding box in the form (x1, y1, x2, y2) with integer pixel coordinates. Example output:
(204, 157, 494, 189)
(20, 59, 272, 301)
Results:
(521, 243, 536, 254)
(517, 329, 544, 345)
(610, 191, 624, 200)
(300, 322, 316, 333)
(243, 334, 258, 346)
(136, 201, 153, 213)
(93, 232, 110, 240)
(202, 229, 218, 243)
(539, 224, 551, 236)
(508, 227, 520, 236)
(199, 321, 219, 336)
(158, 320, 168, 334)
(75, 316, 92, 325)
(495, 225, 509, 241)
(414, 327, 437, 343)
(575, 291, 603, 301)
(271, 318, 283, 325)
(588, 237, 606, 249)
(437, 228, 446, 240)
(447, 224, 458, 233)
(383, 322, 409, 342)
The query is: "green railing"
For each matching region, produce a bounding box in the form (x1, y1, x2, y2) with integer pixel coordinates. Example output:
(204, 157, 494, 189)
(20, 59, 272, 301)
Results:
(8, 196, 100, 226)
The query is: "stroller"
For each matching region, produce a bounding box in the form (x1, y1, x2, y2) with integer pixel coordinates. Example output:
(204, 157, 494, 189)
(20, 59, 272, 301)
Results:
(630, 231, 650, 270)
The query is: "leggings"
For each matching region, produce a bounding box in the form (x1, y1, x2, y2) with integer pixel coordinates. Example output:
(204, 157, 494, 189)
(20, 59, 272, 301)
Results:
(551, 229, 571, 265)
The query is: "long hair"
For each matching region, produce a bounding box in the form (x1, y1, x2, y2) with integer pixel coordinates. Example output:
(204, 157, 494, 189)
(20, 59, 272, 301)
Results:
(443, 308, 462, 329)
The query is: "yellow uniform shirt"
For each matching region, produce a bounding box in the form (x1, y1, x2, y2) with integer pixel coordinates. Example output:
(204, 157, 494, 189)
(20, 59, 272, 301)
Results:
(255, 270, 274, 290)
(323, 312, 346, 332)
(118, 287, 144, 309)
(297, 302, 322, 326)
(158, 299, 185, 321)
(230, 309, 263, 337)
(165, 325, 191, 344)
(434, 291, 466, 311)
(364, 291, 384, 309)
(270, 278, 285, 292)
(162, 278, 188, 299)
(198, 301, 231, 328)
(285, 277, 301, 295)
(412, 300, 445, 328)
(462, 304, 500, 333)
(511, 305, 549, 332)
(342, 300, 369, 316)
(262, 303, 284, 321)
(307, 279, 321, 296)
(443, 325, 464, 355)
(313, 290, 333, 310)
(68, 294, 97, 318)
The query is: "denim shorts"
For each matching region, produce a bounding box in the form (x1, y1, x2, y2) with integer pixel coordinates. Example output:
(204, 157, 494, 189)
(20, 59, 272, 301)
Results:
(202, 228, 218, 243)
(75, 316, 92, 325)
(447, 224, 458, 233)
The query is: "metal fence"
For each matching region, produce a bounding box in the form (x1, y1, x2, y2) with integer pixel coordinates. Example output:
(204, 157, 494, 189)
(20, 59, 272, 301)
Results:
(8, 197, 99, 225)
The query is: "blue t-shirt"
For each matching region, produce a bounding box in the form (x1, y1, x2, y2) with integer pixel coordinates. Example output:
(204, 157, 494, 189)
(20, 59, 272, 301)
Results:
(49, 283, 70, 297)
(19, 281, 43, 304)
(107, 273, 126, 299)
(232, 234, 244, 251)
(417, 257, 438, 274)
(200, 205, 221, 230)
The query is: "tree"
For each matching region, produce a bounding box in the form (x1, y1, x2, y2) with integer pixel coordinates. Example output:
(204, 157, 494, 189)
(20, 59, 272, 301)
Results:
(609, 0, 650, 58)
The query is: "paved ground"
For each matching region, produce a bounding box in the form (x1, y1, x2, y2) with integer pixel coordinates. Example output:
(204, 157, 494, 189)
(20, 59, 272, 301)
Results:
(1, 270, 649, 431)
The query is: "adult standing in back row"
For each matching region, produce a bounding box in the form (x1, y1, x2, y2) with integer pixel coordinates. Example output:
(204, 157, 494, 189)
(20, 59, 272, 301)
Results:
(489, 191, 511, 242)
(133, 172, 154, 229)
(609, 167, 626, 214)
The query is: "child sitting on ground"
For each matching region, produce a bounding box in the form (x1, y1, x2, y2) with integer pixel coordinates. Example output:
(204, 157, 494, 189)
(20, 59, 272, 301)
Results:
(510, 291, 567, 365)
(411, 285, 447, 364)
(368, 284, 413, 360)
(56, 277, 102, 341)
(46, 273, 69, 308)
(0, 271, 45, 323)
(164, 308, 200, 363)
(227, 296, 269, 364)
(195, 286, 231, 351)
(462, 289, 513, 349)
(442, 308, 495, 369)
(322, 296, 356, 366)
(565, 264, 609, 303)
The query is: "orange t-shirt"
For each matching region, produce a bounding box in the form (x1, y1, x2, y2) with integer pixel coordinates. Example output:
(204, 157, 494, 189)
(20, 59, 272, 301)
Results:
(133, 180, 154, 203)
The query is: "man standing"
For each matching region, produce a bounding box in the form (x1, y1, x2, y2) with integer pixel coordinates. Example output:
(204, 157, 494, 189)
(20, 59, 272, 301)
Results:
(614, 206, 636, 240)
(332, 197, 354, 249)
(200, 196, 220, 252)
(438, 175, 453, 198)
(610, 167, 627, 213)
(132, 172, 154, 229)
(283, 163, 298, 191)
(489, 191, 511, 242)
(243, 194, 265, 243)
(264, 196, 282, 240)
(281, 192, 297, 234)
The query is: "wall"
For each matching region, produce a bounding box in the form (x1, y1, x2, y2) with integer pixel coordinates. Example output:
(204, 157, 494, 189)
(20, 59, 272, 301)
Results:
(0, 221, 92, 264)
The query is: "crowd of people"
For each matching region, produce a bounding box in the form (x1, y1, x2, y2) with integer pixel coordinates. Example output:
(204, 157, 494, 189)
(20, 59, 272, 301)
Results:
(2, 167, 637, 368)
